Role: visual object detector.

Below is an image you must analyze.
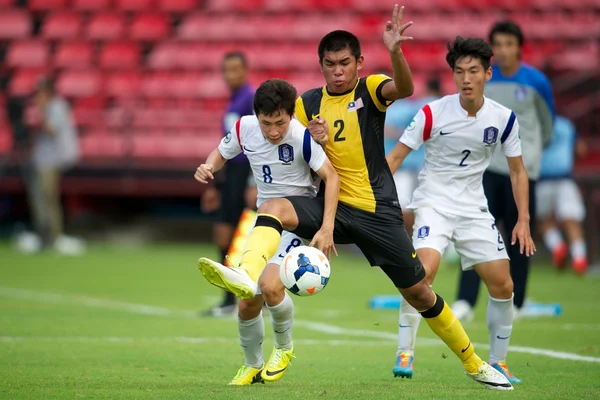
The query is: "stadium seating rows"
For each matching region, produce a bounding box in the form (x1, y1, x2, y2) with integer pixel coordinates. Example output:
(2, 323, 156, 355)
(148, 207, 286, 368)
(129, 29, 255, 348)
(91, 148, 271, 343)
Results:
(1, 1, 598, 161)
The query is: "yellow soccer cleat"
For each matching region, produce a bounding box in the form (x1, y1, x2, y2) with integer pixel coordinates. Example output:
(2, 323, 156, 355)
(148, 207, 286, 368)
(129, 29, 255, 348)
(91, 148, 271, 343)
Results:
(198, 257, 257, 300)
(228, 364, 264, 386)
(261, 347, 295, 382)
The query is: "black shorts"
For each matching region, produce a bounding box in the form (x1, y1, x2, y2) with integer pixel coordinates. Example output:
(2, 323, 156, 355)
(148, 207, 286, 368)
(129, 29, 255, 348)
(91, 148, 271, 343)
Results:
(286, 196, 425, 289)
(216, 161, 251, 226)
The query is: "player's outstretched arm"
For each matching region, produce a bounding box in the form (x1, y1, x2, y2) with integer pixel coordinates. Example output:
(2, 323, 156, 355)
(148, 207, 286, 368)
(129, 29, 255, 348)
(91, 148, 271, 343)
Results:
(310, 159, 340, 259)
(194, 148, 227, 184)
(507, 156, 536, 257)
(386, 141, 412, 173)
(381, 4, 414, 100)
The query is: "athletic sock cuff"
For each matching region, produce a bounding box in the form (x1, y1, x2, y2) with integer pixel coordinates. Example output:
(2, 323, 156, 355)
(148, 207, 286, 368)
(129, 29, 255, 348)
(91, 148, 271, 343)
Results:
(420, 293, 445, 319)
(489, 293, 514, 303)
(256, 214, 283, 234)
(239, 313, 263, 326)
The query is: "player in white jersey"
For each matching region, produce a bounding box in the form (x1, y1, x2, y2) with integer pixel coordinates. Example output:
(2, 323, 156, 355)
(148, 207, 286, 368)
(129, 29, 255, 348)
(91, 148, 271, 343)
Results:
(386, 37, 535, 384)
(194, 79, 339, 385)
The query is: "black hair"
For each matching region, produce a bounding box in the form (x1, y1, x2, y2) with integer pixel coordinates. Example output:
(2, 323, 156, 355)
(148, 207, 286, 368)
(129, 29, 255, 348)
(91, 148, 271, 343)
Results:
(318, 30, 361, 63)
(446, 36, 493, 71)
(426, 76, 441, 94)
(253, 79, 297, 117)
(223, 51, 248, 68)
(36, 76, 55, 94)
(489, 21, 524, 47)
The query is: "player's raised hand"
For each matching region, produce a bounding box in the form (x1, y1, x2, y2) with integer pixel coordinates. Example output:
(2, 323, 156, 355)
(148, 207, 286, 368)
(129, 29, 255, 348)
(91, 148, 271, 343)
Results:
(194, 164, 214, 184)
(511, 219, 536, 257)
(309, 227, 338, 260)
(307, 117, 329, 146)
(383, 4, 413, 53)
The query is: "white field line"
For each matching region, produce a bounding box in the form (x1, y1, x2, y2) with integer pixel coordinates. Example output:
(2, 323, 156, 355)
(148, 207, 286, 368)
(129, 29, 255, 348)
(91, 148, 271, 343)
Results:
(2, 286, 599, 363)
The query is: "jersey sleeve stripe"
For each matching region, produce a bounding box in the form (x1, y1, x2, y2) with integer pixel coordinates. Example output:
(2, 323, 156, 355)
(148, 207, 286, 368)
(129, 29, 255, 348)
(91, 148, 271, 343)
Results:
(375, 78, 393, 106)
(302, 129, 312, 164)
(422, 104, 433, 141)
(501, 112, 516, 144)
(234, 119, 242, 151)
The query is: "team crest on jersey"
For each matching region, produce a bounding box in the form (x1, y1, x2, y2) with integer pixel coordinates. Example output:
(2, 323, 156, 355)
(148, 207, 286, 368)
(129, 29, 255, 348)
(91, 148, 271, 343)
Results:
(483, 127, 499, 146)
(347, 98, 364, 112)
(406, 118, 416, 131)
(224, 132, 232, 143)
(417, 226, 430, 239)
(278, 144, 294, 164)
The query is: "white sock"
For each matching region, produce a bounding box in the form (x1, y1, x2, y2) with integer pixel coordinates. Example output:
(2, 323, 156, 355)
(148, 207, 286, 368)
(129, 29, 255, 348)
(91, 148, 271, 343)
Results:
(543, 228, 564, 251)
(238, 313, 265, 368)
(268, 292, 294, 350)
(570, 239, 587, 260)
(487, 293, 514, 365)
(397, 295, 421, 356)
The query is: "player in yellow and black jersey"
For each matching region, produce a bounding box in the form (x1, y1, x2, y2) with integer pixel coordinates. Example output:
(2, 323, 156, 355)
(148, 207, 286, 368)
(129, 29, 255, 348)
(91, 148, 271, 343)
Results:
(197, 5, 512, 389)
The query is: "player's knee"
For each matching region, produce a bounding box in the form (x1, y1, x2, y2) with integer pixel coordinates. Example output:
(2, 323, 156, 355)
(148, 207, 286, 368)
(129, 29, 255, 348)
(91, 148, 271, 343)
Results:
(257, 199, 286, 219)
(488, 277, 513, 299)
(400, 280, 435, 311)
(238, 296, 262, 320)
(259, 279, 285, 305)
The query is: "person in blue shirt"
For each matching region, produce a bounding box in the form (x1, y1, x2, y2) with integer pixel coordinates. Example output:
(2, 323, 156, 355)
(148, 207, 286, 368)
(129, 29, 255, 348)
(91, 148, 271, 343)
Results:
(454, 22, 555, 332)
(384, 77, 439, 237)
(536, 116, 588, 274)
(202, 52, 257, 317)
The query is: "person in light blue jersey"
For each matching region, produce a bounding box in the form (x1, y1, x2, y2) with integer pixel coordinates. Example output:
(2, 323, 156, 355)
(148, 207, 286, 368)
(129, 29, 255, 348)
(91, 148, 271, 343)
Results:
(455, 22, 555, 326)
(536, 116, 588, 274)
(384, 76, 439, 237)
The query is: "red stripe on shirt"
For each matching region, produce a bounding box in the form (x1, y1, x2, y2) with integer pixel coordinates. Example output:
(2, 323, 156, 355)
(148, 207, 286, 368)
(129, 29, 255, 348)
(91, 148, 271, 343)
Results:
(235, 119, 242, 151)
(422, 104, 433, 141)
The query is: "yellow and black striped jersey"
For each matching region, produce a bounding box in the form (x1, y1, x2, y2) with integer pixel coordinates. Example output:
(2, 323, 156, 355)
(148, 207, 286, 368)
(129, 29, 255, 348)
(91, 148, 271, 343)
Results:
(295, 74, 398, 213)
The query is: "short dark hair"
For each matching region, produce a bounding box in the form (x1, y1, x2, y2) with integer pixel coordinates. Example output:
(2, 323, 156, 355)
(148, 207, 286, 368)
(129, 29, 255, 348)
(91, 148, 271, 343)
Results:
(426, 76, 441, 93)
(318, 30, 361, 63)
(446, 36, 493, 71)
(223, 51, 248, 68)
(489, 21, 524, 47)
(253, 79, 297, 117)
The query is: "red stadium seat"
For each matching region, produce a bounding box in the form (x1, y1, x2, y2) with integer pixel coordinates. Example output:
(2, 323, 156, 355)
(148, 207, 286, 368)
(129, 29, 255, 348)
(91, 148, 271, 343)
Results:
(72, 0, 111, 10)
(0, 0, 14, 7)
(157, 0, 198, 12)
(6, 41, 49, 68)
(204, 0, 263, 12)
(115, 0, 154, 11)
(176, 43, 236, 70)
(176, 13, 206, 40)
(105, 71, 142, 97)
(56, 70, 101, 97)
(147, 41, 179, 69)
(54, 41, 94, 68)
(0, 11, 31, 40)
(42, 12, 82, 40)
(100, 41, 140, 69)
(87, 13, 125, 41)
(9, 69, 48, 96)
(80, 131, 126, 159)
(29, 0, 67, 11)
(73, 96, 106, 127)
(141, 72, 172, 97)
(129, 13, 170, 41)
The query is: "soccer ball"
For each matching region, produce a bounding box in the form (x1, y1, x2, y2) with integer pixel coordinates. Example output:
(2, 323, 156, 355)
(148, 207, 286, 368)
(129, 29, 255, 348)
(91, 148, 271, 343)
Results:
(280, 246, 331, 296)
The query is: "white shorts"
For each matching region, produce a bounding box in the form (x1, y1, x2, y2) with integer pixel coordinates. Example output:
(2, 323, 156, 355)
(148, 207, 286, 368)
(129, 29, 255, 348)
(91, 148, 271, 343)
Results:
(267, 230, 306, 265)
(536, 179, 585, 222)
(393, 170, 419, 210)
(413, 207, 509, 271)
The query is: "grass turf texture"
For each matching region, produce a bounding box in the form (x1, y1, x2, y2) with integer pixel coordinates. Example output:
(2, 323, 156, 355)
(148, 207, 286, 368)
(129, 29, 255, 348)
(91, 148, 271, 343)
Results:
(1, 242, 599, 399)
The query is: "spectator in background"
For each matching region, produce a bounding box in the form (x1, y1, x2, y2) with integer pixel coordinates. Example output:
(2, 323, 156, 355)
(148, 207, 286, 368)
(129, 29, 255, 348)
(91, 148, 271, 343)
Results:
(201, 52, 256, 317)
(384, 76, 440, 237)
(536, 116, 588, 274)
(18, 77, 82, 255)
(454, 21, 555, 321)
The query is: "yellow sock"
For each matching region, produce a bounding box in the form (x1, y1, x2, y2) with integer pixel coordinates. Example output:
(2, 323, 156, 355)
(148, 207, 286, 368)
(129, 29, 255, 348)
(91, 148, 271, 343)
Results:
(240, 214, 283, 282)
(421, 293, 483, 374)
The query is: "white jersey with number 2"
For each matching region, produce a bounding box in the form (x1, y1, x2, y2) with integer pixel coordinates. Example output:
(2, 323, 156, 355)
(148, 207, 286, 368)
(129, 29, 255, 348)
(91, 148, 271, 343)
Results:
(400, 94, 522, 219)
(218, 115, 327, 208)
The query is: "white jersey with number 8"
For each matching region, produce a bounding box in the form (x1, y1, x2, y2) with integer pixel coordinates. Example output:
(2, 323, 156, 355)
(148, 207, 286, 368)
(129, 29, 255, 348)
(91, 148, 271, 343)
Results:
(217, 115, 327, 208)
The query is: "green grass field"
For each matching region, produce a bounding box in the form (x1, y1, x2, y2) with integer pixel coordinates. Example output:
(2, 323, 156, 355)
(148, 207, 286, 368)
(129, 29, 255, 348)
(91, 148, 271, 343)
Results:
(1, 242, 599, 399)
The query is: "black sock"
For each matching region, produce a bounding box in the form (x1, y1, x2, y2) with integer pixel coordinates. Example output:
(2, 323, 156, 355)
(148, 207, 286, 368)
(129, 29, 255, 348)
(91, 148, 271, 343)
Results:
(456, 269, 481, 308)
